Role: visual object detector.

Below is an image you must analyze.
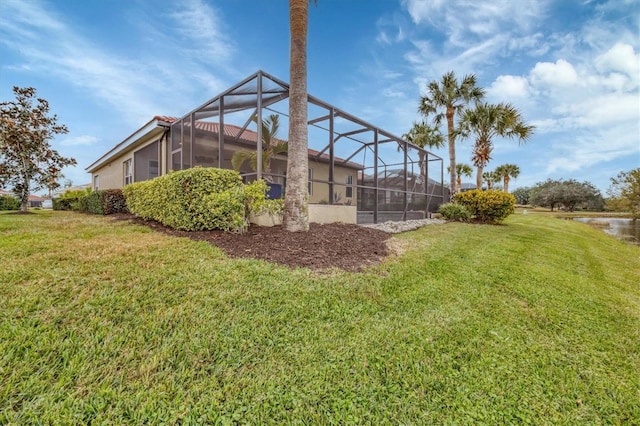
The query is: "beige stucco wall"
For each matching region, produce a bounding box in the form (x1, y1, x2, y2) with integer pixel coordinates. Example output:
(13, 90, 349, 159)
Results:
(308, 159, 358, 205)
(308, 204, 357, 224)
(91, 134, 165, 190)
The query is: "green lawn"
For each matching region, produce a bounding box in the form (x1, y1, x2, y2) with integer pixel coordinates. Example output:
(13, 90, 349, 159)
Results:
(1, 211, 638, 425)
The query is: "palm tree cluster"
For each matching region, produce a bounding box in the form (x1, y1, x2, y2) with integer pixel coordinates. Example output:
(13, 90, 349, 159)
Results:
(414, 71, 534, 197)
(481, 164, 520, 191)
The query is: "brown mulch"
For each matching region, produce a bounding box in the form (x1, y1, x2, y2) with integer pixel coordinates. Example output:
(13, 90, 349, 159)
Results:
(112, 214, 391, 272)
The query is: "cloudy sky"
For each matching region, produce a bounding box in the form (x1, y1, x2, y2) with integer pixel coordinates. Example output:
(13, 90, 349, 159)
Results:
(1, 0, 638, 193)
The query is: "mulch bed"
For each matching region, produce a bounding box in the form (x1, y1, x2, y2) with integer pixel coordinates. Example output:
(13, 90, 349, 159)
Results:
(112, 214, 391, 272)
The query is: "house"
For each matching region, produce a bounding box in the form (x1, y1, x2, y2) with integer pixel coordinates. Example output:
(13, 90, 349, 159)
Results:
(0, 189, 47, 208)
(52, 183, 92, 198)
(86, 117, 361, 206)
(86, 71, 445, 224)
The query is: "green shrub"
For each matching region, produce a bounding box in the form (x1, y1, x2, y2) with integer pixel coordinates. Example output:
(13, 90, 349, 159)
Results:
(0, 195, 20, 210)
(453, 189, 516, 224)
(52, 197, 72, 211)
(124, 167, 263, 232)
(84, 191, 104, 215)
(71, 196, 88, 212)
(101, 189, 128, 214)
(438, 202, 472, 222)
(54, 188, 92, 211)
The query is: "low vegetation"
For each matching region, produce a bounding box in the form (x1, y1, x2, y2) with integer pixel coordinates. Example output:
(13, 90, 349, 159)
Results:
(0, 195, 20, 211)
(1, 210, 638, 424)
(0, 211, 640, 424)
(123, 167, 275, 232)
(438, 202, 471, 221)
(453, 189, 516, 223)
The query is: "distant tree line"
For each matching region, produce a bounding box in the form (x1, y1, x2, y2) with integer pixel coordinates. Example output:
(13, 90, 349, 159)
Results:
(514, 179, 604, 211)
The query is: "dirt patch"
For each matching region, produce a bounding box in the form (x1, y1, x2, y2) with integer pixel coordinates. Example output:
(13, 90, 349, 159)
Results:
(112, 214, 391, 272)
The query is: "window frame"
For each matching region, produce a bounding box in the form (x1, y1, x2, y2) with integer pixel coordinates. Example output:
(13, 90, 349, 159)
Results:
(123, 159, 133, 186)
(308, 168, 313, 196)
(346, 175, 353, 198)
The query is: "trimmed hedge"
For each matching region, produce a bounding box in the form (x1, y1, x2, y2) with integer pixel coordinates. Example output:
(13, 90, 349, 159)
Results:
(101, 189, 128, 214)
(53, 189, 91, 211)
(0, 195, 20, 211)
(438, 202, 472, 222)
(53, 189, 128, 215)
(453, 189, 516, 224)
(123, 167, 266, 232)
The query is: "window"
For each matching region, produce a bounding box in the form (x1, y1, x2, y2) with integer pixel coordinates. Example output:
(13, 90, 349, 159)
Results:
(134, 140, 160, 182)
(346, 175, 353, 198)
(123, 159, 132, 185)
(93, 175, 99, 190)
(308, 168, 313, 196)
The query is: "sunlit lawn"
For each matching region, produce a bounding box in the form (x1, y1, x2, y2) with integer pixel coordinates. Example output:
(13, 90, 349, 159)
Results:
(1, 210, 638, 424)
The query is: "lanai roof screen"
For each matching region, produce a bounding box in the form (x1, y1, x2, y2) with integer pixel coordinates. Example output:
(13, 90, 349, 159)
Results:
(169, 70, 445, 223)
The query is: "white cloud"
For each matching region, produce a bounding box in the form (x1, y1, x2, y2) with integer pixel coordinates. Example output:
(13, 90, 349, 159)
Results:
(0, 0, 236, 127)
(169, 0, 233, 60)
(489, 75, 531, 99)
(375, 13, 409, 46)
(530, 59, 579, 87)
(402, 0, 548, 41)
(595, 43, 640, 90)
(60, 135, 99, 147)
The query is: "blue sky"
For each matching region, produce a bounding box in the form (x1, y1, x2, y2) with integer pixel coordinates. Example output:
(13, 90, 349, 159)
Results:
(1, 0, 638, 193)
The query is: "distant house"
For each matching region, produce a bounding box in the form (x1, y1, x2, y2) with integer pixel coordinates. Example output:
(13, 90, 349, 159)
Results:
(86, 71, 445, 224)
(0, 189, 46, 208)
(52, 183, 92, 198)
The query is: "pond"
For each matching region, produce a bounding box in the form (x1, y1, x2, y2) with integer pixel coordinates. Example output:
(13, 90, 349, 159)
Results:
(573, 217, 640, 246)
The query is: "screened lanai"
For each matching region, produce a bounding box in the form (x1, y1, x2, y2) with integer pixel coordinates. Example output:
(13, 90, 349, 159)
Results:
(168, 70, 445, 224)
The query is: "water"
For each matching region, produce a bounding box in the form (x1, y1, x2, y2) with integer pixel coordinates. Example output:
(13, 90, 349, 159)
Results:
(573, 217, 640, 246)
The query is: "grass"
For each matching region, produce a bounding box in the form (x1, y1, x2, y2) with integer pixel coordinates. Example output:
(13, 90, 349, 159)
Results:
(1, 210, 639, 425)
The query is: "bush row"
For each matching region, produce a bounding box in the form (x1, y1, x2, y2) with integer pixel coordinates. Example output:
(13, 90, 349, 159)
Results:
(0, 195, 20, 211)
(123, 167, 273, 232)
(53, 189, 128, 215)
(439, 189, 516, 224)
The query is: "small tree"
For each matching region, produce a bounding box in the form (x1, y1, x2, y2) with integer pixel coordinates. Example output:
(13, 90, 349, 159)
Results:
(447, 163, 473, 192)
(494, 163, 520, 193)
(402, 121, 445, 187)
(608, 168, 640, 217)
(0, 87, 76, 212)
(482, 170, 500, 190)
(459, 102, 534, 189)
(512, 187, 532, 205)
(231, 114, 287, 182)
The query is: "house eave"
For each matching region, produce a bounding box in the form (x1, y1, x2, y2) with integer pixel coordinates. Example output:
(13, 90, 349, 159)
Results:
(85, 118, 171, 173)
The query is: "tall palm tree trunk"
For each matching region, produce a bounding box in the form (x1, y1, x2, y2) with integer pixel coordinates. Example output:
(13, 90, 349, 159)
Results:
(476, 165, 484, 190)
(446, 107, 456, 199)
(284, 0, 309, 231)
(504, 176, 510, 193)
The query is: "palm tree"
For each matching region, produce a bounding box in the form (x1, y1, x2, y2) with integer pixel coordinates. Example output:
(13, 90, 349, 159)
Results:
(459, 102, 534, 189)
(283, 0, 311, 232)
(447, 163, 473, 193)
(482, 171, 500, 190)
(494, 163, 520, 193)
(419, 71, 485, 199)
(402, 121, 445, 186)
(232, 114, 287, 182)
